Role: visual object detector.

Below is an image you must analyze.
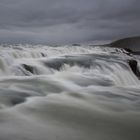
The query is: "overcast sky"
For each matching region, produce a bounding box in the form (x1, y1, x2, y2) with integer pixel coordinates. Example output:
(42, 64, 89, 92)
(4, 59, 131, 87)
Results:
(0, 0, 139, 45)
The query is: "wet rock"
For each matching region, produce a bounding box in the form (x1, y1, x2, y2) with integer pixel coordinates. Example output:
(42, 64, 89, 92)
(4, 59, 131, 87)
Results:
(128, 59, 140, 78)
(124, 48, 133, 53)
(124, 48, 133, 55)
(22, 64, 34, 74)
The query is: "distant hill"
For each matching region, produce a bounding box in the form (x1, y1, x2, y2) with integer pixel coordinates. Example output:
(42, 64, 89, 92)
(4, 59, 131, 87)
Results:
(109, 36, 140, 52)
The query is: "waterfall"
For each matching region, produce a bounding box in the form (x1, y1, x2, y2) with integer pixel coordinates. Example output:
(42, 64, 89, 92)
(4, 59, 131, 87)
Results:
(0, 44, 140, 140)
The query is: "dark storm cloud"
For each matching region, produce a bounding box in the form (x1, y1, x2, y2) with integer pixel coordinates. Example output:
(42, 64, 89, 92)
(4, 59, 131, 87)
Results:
(0, 0, 140, 44)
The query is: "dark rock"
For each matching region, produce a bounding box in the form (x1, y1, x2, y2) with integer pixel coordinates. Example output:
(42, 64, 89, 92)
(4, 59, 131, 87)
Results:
(124, 48, 133, 56)
(41, 53, 46, 57)
(72, 44, 81, 46)
(128, 59, 140, 78)
(22, 64, 34, 74)
(124, 48, 133, 53)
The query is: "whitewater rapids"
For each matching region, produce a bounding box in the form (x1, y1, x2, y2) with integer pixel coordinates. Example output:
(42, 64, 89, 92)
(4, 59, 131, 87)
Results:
(0, 44, 140, 140)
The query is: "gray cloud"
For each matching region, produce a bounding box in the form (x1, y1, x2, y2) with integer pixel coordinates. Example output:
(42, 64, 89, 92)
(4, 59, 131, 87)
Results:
(0, 0, 139, 44)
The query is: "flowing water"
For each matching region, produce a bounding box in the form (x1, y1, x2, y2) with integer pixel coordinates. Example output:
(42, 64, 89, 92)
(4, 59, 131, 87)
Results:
(0, 44, 140, 140)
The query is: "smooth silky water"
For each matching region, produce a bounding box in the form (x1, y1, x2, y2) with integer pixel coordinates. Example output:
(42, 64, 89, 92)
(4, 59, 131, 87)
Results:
(0, 44, 140, 140)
